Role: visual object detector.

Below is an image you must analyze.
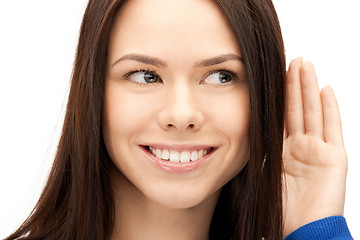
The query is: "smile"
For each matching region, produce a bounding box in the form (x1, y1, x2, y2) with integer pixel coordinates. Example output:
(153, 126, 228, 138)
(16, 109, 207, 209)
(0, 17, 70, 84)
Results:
(141, 145, 217, 173)
(148, 146, 213, 163)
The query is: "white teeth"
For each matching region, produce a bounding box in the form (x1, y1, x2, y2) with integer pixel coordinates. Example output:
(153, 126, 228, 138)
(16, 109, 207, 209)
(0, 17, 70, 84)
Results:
(155, 149, 162, 158)
(150, 146, 156, 155)
(190, 151, 198, 161)
(148, 147, 212, 163)
(169, 151, 180, 163)
(180, 151, 191, 163)
(161, 149, 169, 160)
(198, 150, 204, 158)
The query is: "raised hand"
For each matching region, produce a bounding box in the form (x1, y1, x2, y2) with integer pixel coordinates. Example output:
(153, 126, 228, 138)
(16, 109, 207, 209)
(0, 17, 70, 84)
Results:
(282, 58, 348, 236)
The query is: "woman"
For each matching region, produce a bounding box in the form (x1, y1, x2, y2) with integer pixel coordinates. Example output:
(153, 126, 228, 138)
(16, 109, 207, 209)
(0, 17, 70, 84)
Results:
(5, 0, 352, 239)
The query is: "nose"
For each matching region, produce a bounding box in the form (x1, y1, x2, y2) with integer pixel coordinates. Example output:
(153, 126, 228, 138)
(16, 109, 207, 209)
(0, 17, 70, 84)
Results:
(157, 80, 205, 132)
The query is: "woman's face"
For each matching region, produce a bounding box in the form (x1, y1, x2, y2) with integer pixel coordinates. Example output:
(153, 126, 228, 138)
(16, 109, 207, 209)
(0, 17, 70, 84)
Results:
(103, 0, 250, 209)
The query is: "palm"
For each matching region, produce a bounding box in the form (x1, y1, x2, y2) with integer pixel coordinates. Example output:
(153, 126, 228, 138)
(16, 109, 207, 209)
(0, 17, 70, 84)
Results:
(282, 58, 348, 236)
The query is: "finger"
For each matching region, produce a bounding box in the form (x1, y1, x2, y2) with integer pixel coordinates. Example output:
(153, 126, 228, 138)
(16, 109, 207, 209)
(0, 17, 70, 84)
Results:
(285, 57, 304, 135)
(284, 69, 289, 139)
(300, 62, 323, 138)
(321, 86, 344, 146)
(284, 124, 288, 139)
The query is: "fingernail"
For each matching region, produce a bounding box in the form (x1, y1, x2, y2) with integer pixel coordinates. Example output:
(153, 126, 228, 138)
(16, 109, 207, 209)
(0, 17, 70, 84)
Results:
(321, 85, 335, 96)
(324, 85, 334, 93)
(303, 60, 313, 67)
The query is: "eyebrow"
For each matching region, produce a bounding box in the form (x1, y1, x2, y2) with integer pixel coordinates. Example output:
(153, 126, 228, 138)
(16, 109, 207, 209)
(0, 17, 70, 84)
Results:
(112, 54, 167, 68)
(111, 53, 243, 68)
(194, 54, 243, 67)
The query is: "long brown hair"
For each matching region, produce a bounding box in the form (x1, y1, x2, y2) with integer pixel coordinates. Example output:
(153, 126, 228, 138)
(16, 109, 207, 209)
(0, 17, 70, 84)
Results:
(6, 0, 286, 239)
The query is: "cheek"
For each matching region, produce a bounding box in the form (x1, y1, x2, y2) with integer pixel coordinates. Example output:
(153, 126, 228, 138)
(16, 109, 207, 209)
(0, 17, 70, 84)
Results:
(102, 83, 154, 157)
(204, 87, 250, 177)
(205, 87, 250, 142)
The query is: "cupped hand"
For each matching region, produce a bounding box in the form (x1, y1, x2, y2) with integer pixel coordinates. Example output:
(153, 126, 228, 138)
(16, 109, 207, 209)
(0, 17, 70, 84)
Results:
(282, 58, 348, 236)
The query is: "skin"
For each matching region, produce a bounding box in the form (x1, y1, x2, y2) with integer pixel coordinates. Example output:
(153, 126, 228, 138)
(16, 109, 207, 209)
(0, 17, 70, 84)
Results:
(102, 0, 348, 239)
(283, 58, 347, 236)
(103, 0, 249, 239)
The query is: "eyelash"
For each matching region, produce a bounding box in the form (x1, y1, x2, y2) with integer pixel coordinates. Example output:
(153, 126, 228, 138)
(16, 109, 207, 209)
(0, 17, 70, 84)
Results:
(123, 68, 160, 86)
(204, 68, 239, 87)
(122, 68, 239, 86)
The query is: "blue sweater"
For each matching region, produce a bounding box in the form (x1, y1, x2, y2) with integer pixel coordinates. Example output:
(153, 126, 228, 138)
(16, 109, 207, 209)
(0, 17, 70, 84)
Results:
(285, 216, 353, 240)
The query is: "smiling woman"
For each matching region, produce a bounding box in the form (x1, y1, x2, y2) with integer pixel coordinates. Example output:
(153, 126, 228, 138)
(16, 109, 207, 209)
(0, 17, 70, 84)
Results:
(4, 0, 353, 240)
(103, 1, 251, 226)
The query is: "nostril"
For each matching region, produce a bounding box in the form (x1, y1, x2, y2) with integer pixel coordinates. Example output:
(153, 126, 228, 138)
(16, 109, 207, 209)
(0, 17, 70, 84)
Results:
(165, 123, 196, 130)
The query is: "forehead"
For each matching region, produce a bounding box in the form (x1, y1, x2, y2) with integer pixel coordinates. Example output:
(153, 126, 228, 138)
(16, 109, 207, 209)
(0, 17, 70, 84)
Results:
(108, 0, 240, 60)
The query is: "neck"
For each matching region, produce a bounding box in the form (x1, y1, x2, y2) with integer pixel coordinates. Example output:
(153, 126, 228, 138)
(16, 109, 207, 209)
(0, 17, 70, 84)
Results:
(110, 171, 220, 240)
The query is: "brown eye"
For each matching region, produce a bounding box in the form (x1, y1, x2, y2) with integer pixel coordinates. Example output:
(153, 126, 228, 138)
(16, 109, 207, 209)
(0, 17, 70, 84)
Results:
(129, 71, 160, 84)
(203, 71, 233, 85)
(218, 72, 232, 83)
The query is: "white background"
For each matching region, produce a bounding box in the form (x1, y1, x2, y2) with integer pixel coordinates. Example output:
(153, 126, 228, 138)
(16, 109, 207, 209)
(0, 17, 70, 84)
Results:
(0, 0, 359, 238)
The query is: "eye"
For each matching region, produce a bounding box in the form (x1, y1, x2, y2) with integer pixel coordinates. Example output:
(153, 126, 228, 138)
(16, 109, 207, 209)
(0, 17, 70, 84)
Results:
(203, 70, 234, 85)
(124, 69, 161, 84)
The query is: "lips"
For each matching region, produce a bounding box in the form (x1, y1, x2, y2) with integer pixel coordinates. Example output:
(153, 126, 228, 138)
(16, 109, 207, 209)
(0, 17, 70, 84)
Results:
(140, 145, 217, 173)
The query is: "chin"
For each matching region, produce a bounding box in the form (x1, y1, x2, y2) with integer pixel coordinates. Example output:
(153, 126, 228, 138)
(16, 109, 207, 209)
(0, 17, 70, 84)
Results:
(143, 183, 222, 210)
